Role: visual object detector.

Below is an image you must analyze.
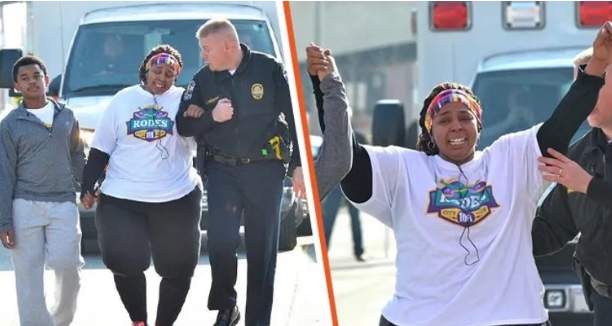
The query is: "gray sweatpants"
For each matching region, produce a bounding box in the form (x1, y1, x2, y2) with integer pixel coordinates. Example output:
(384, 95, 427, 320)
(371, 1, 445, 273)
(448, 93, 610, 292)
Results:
(11, 199, 84, 326)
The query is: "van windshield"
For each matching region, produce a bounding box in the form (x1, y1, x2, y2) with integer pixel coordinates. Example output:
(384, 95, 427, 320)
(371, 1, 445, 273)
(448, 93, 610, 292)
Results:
(63, 19, 276, 97)
(471, 67, 591, 149)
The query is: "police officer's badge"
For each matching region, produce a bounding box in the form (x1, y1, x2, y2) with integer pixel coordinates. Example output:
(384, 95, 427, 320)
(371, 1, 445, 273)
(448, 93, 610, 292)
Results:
(251, 83, 264, 100)
(184, 80, 196, 101)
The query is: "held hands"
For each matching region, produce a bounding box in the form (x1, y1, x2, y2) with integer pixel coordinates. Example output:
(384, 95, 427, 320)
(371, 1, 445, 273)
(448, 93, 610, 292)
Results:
(80, 189, 101, 210)
(538, 148, 593, 194)
(306, 43, 337, 81)
(0, 230, 15, 249)
(587, 21, 612, 75)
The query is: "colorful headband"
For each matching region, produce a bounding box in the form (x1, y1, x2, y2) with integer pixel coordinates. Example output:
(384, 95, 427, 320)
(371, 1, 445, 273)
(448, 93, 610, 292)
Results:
(145, 53, 182, 75)
(424, 89, 482, 133)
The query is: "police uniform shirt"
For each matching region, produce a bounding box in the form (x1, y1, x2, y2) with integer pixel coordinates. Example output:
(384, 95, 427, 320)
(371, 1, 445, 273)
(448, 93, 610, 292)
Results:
(90, 85, 200, 203)
(347, 124, 550, 326)
(177, 44, 301, 174)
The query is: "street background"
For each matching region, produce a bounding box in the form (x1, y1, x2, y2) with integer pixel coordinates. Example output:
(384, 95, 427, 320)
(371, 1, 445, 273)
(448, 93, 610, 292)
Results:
(290, 1, 417, 140)
(326, 209, 396, 326)
(0, 236, 333, 326)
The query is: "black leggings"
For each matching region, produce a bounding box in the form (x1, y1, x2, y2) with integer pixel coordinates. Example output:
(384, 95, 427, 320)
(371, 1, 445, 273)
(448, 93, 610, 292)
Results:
(95, 186, 202, 326)
(379, 315, 551, 326)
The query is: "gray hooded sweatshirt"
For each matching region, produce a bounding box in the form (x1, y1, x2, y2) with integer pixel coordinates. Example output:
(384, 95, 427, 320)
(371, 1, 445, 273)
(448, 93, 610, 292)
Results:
(0, 100, 86, 233)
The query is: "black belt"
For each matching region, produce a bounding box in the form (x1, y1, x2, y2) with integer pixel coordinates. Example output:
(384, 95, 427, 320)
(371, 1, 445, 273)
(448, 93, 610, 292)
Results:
(212, 154, 258, 166)
(207, 150, 266, 166)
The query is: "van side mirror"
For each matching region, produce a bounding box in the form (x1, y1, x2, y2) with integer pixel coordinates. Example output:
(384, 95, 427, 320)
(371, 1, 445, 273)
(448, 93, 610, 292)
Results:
(0, 48, 23, 89)
(48, 74, 61, 98)
(371, 99, 406, 148)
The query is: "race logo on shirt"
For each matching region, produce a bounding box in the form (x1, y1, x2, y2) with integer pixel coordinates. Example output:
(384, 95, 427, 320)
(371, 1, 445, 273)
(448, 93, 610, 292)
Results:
(426, 178, 500, 227)
(126, 104, 174, 142)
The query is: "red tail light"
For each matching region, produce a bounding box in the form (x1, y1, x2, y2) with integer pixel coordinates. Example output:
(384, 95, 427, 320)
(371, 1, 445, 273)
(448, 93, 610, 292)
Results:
(576, 1, 612, 28)
(429, 1, 471, 31)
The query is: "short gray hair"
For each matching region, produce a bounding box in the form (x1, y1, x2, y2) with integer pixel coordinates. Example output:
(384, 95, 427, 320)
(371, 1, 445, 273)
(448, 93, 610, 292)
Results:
(196, 18, 236, 39)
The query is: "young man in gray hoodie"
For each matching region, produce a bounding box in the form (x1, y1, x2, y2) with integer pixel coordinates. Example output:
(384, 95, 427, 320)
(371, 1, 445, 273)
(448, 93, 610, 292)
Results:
(0, 55, 86, 326)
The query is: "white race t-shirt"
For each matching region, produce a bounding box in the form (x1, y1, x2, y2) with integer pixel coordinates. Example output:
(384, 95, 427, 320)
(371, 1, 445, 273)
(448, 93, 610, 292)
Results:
(347, 124, 550, 326)
(27, 101, 55, 127)
(91, 85, 200, 203)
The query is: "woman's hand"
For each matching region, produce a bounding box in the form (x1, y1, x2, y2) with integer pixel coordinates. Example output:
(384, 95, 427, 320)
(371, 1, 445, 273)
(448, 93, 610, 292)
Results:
(317, 50, 337, 81)
(306, 44, 324, 76)
(538, 148, 593, 194)
(586, 21, 612, 75)
(306, 43, 337, 81)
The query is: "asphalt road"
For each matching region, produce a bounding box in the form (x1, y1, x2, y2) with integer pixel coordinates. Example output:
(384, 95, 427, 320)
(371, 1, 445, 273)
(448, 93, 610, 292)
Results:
(325, 208, 397, 326)
(0, 234, 334, 326)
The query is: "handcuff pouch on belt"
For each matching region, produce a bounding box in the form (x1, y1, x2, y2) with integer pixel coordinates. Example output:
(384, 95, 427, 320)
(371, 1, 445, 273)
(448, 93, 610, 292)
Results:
(261, 118, 292, 164)
(262, 135, 292, 164)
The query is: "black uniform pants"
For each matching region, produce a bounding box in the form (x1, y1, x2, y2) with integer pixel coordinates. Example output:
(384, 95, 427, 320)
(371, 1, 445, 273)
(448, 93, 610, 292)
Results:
(379, 315, 551, 326)
(573, 257, 612, 326)
(205, 159, 286, 326)
(590, 285, 612, 326)
(95, 186, 202, 325)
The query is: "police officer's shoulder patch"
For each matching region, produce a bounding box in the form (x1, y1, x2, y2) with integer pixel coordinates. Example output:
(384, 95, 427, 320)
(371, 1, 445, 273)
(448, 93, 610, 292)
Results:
(184, 80, 196, 101)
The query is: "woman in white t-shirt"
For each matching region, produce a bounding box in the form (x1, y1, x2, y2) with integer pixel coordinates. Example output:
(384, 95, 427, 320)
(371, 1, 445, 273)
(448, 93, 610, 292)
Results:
(80, 45, 202, 326)
(314, 24, 612, 326)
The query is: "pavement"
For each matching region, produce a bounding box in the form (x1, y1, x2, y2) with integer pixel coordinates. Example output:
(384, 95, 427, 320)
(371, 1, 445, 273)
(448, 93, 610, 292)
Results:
(0, 233, 334, 326)
(325, 207, 397, 326)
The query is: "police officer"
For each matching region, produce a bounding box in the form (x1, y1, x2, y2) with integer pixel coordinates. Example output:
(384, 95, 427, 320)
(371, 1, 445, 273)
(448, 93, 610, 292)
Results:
(175, 18, 303, 326)
(532, 46, 612, 326)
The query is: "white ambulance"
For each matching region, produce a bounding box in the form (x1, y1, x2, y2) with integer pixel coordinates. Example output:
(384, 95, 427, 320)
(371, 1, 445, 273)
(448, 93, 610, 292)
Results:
(411, 1, 602, 146)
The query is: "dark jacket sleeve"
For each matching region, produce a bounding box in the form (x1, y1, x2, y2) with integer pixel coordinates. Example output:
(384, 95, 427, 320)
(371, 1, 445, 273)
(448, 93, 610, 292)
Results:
(532, 184, 579, 257)
(176, 73, 217, 137)
(586, 177, 612, 209)
(536, 64, 606, 155)
(309, 73, 373, 203)
(80, 148, 110, 198)
(274, 61, 301, 173)
(310, 75, 326, 132)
